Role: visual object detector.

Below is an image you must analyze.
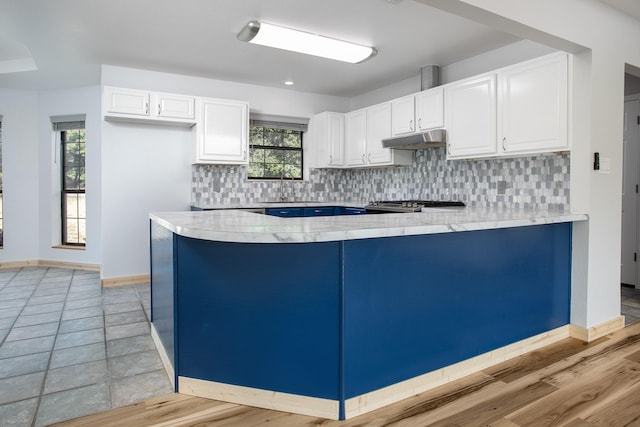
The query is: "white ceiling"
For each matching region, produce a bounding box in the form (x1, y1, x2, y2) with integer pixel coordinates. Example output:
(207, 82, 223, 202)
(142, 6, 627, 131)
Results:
(0, 0, 637, 97)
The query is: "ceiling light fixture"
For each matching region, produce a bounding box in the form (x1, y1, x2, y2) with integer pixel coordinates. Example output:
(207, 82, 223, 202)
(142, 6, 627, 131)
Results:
(284, 80, 295, 86)
(237, 20, 377, 64)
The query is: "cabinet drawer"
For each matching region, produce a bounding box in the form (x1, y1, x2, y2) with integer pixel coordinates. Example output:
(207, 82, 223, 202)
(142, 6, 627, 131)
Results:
(265, 208, 304, 218)
(304, 207, 335, 217)
(337, 207, 367, 215)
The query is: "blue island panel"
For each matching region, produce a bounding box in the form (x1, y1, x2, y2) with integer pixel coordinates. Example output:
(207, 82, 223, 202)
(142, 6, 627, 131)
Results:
(342, 222, 571, 398)
(175, 237, 342, 400)
(150, 221, 177, 380)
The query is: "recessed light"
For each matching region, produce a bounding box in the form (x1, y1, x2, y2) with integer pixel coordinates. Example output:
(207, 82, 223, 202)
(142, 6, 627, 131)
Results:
(284, 80, 295, 86)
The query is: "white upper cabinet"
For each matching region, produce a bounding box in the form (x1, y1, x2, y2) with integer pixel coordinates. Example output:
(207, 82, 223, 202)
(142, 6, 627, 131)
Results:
(105, 87, 150, 116)
(367, 102, 394, 165)
(155, 93, 195, 120)
(445, 74, 498, 159)
(104, 86, 196, 126)
(499, 53, 568, 154)
(391, 87, 444, 137)
(391, 95, 415, 136)
(196, 97, 248, 164)
(344, 103, 412, 168)
(416, 87, 444, 131)
(313, 112, 345, 168)
(345, 109, 367, 167)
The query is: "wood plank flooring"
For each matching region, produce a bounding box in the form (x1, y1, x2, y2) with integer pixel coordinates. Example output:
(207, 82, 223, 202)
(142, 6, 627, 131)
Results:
(53, 322, 640, 427)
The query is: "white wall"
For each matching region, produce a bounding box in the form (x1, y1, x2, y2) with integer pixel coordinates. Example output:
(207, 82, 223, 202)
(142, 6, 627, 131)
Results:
(0, 89, 39, 263)
(100, 65, 351, 280)
(417, 0, 640, 328)
(37, 86, 102, 267)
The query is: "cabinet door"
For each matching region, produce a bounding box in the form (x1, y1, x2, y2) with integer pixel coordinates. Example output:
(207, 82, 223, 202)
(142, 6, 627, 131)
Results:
(391, 95, 415, 136)
(499, 54, 568, 154)
(445, 74, 497, 159)
(197, 98, 248, 164)
(416, 87, 444, 131)
(327, 114, 345, 166)
(366, 102, 393, 165)
(314, 112, 344, 167)
(155, 93, 195, 119)
(265, 208, 303, 217)
(105, 87, 150, 116)
(345, 109, 367, 166)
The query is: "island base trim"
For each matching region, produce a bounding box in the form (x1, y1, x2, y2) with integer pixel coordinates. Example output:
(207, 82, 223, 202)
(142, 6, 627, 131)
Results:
(178, 377, 340, 420)
(569, 316, 625, 342)
(151, 323, 175, 389)
(344, 325, 571, 419)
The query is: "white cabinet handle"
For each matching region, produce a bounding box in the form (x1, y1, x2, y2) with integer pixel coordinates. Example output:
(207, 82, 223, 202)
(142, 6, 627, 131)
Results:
(418, 118, 422, 130)
(368, 153, 372, 163)
(329, 154, 333, 164)
(502, 137, 507, 151)
(447, 144, 452, 155)
(409, 119, 414, 131)
(243, 149, 247, 160)
(362, 153, 366, 164)
(145, 102, 149, 115)
(157, 104, 161, 116)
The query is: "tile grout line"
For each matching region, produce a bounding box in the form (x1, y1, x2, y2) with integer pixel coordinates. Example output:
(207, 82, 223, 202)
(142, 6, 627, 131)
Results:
(31, 266, 71, 427)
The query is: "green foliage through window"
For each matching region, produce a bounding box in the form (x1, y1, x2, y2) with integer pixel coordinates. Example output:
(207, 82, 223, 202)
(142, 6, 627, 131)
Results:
(248, 126, 303, 179)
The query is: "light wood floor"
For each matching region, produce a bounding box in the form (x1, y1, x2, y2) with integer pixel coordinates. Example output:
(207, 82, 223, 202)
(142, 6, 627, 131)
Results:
(54, 321, 640, 427)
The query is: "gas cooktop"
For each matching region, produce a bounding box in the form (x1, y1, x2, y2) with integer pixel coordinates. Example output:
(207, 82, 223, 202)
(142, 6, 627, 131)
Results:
(365, 200, 466, 213)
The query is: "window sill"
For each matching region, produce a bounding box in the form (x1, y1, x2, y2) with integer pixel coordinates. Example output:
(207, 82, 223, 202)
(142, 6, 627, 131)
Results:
(52, 245, 86, 251)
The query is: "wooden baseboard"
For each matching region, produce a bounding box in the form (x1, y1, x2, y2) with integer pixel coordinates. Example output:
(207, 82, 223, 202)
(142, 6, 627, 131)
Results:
(178, 377, 340, 420)
(151, 323, 175, 389)
(569, 316, 625, 342)
(101, 274, 150, 287)
(0, 259, 100, 271)
(344, 325, 571, 419)
(0, 260, 40, 269)
(38, 259, 100, 271)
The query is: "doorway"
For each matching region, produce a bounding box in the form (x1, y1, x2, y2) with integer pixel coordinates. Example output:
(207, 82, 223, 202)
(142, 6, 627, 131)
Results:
(621, 70, 640, 325)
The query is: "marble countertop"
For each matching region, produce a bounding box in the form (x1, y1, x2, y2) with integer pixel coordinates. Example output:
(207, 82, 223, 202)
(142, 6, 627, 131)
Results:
(151, 207, 587, 244)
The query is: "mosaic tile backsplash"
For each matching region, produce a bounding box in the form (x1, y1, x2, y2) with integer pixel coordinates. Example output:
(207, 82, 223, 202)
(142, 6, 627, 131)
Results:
(192, 148, 570, 211)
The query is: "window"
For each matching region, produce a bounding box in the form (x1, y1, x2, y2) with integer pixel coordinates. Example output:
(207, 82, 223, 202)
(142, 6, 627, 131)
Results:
(247, 116, 308, 180)
(52, 115, 86, 247)
(248, 126, 303, 180)
(61, 128, 86, 246)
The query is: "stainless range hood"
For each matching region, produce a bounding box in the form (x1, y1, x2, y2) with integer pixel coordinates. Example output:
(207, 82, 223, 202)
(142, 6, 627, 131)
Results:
(381, 128, 446, 150)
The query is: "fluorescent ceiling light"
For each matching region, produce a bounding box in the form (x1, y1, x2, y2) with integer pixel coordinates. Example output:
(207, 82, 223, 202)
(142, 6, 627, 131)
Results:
(237, 21, 377, 64)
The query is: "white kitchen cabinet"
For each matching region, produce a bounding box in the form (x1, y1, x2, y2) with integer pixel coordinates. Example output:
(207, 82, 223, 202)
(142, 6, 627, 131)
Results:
(313, 112, 344, 167)
(105, 87, 150, 117)
(196, 97, 248, 164)
(345, 103, 412, 168)
(155, 93, 195, 120)
(103, 86, 196, 126)
(415, 87, 444, 131)
(499, 53, 568, 155)
(445, 74, 497, 159)
(391, 87, 444, 137)
(367, 102, 395, 165)
(345, 109, 367, 166)
(391, 95, 415, 136)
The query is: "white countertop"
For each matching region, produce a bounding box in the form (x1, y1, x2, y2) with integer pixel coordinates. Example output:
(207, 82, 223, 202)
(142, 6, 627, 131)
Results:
(151, 208, 587, 244)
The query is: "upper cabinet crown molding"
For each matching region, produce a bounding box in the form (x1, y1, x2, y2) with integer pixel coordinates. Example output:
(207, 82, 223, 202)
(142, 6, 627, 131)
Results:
(103, 86, 196, 127)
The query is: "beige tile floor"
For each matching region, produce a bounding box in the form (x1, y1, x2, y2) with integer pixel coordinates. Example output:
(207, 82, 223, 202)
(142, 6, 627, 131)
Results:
(0, 267, 172, 427)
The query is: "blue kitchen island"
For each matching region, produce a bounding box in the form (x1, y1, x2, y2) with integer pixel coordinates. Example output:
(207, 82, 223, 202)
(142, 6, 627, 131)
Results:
(149, 208, 587, 420)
